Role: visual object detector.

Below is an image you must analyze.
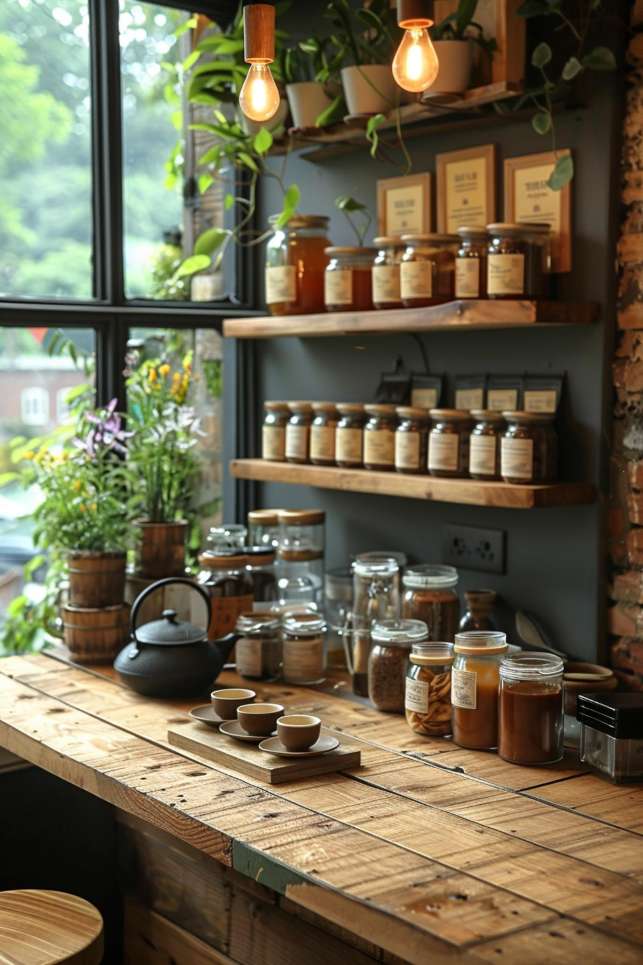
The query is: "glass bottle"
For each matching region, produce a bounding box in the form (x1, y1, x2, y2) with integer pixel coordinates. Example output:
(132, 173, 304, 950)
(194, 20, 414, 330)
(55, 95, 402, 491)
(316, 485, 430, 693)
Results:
(245, 546, 278, 604)
(469, 410, 504, 481)
(459, 590, 497, 632)
(451, 630, 508, 751)
(368, 619, 427, 713)
(265, 214, 330, 316)
(405, 642, 454, 737)
(352, 556, 400, 630)
(499, 653, 564, 765)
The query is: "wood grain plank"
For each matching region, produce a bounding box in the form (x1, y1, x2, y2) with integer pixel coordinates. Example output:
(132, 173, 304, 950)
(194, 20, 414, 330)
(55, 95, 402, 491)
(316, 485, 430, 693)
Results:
(123, 901, 234, 965)
(528, 775, 643, 834)
(470, 918, 643, 965)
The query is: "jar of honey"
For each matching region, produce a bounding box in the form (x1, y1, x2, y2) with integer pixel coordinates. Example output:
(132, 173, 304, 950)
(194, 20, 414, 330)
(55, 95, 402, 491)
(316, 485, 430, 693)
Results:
(499, 653, 564, 765)
(363, 404, 397, 471)
(265, 215, 330, 316)
(487, 223, 528, 300)
(336, 403, 365, 468)
(455, 226, 488, 299)
(372, 237, 404, 309)
(400, 234, 459, 307)
(310, 402, 338, 466)
(452, 630, 508, 750)
(324, 247, 375, 312)
(395, 406, 429, 474)
(285, 402, 312, 464)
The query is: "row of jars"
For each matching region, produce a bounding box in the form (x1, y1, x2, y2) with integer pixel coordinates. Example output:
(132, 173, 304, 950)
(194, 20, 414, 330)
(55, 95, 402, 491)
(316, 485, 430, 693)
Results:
(234, 609, 328, 687)
(263, 401, 558, 484)
(265, 215, 552, 316)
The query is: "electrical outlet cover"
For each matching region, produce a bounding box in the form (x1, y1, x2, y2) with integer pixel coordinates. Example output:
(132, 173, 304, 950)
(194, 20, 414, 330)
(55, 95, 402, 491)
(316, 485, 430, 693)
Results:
(443, 524, 506, 575)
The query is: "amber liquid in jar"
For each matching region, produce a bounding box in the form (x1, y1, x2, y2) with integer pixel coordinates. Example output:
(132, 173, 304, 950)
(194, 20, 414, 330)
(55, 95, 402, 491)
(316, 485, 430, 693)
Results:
(310, 403, 338, 467)
(400, 234, 458, 308)
(324, 247, 374, 312)
(265, 215, 330, 316)
(395, 406, 429, 475)
(487, 223, 527, 300)
(451, 632, 507, 751)
(363, 404, 397, 471)
(499, 654, 564, 765)
(285, 403, 312, 465)
(335, 403, 364, 468)
(372, 237, 403, 309)
(455, 227, 488, 299)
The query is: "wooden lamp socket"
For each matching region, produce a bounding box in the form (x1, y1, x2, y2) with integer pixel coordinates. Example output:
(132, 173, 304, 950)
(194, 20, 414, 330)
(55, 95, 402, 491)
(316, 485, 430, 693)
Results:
(243, 3, 275, 64)
(397, 0, 434, 28)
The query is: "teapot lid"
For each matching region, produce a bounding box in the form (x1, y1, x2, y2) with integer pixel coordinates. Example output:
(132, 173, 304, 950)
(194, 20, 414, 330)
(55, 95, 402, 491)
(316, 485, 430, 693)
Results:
(136, 609, 206, 646)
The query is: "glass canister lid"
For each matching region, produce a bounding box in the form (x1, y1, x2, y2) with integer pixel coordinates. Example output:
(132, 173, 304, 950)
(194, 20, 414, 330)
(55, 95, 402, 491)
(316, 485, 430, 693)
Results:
(454, 630, 507, 654)
(410, 641, 454, 664)
(283, 613, 327, 636)
(430, 408, 472, 421)
(263, 400, 290, 412)
(353, 555, 399, 578)
(500, 652, 564, 680)
(371, 618, 428, 646)
(403, 564, 458, 589)
(374, 235, 405, 248)
(236, 612, 281, 634)
(278, 509, 325, 525)
(248, 508, 282, 525)
(198, 549, 248, 569)
(502, 410, 555, 424)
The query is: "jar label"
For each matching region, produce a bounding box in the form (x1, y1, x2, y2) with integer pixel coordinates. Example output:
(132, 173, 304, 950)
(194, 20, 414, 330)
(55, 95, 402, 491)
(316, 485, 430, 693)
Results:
(524, 389, 557, 413)
(325, 269, 353, 307)
(236, 636, 263, 678)
(488, 254, 524, 296)
(336, 427, 362, 464)
(364, 429, 395, 467)
(452, 668, 477, 709)
(455, 388, 484, 410)
(395, 431, 421, 470)
(470, 435, 497, 476)
(405, 676, 429, 713)
(501, 437, 534, 479)
(411, 387, 438, 409)
(262, 425, 285, 460)
(283, 637, 324, 682)
(455, 258, 480, 298)
(372, 264, 400, 304)
(401, 260, 432, 299)
(285, 424, 309, 460)
(266, 265, 296, 304)
(487, 389, 518, 412)
(429, 432, 458, 472)
(311, 424, 336, 462)
(210, 594, 254, 640)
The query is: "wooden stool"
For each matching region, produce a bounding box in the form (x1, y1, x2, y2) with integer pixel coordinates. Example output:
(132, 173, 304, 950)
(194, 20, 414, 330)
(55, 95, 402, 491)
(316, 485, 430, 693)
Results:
(0, 890, 103, 965)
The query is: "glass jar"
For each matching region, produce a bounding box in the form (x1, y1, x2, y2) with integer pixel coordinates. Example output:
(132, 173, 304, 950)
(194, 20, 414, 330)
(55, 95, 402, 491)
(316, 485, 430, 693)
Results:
(352, 556, 400, 630)
(285, 402, 312, 464)
(501, 411, 558, 484)
(364, 404, 397, 472)
(247, 509, 281, 549)
(499, 653, 564, 765)
(405, 642, 454, 737)
(324, 247, 375, 312)
(372, 236, 403, 309)
(265, 214, 330, 316)
(400, 234, 459, 307)
(487, 223, 528, 299)
(278, 509, 325, 554)
(519, 222, 552, 297)
(428, 409, 472, 478)
(282, 613, 326, 685)
(245, 546, 278, 604)
(402, 565, 459, 642)
(395, 406, 429, 475)
(324, 567, 353, 670)
(459, 590, 497, 633)
(469, 410, 504, 481)
(278, 508, 325, 607)
(310, 402, 338, 466)
(368, 619, 427, 713)
(335, 403, 365, 468)
(206, 524, 247, 552)
(262, 401, 289, 461)
(451, 630, 508, 751)
(196, 550, 254, 639)
(455, 226, 488, 299)
(235, 612, 282, 681)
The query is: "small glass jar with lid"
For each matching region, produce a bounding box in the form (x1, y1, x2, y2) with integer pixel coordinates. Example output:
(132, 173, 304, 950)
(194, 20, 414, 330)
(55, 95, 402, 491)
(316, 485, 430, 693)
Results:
(285, 402, 312, 464)
(265, 214, 330, 316)
(402, 564, 459, 642)
(247, 509, 281, 549)
(335, 403, 365, 468)
(324, 247, 375, 312)
(452, 630, 508, 750)
(499, 653, 564, 765)
(395, 406, 429, 475)
(196, 549, 254, 639)
(501, 411, 558, 484)
(310, 402, 339, 466)
(400, 234, 459, 307)
(372, 237, 404, 309)
(282, 612, 326, 685)
(364, 404, 397, 471)
(352, 555, 400, 630)
(278, 509, 325, 554)
(368, 619, 427, 713)
(262, 401, 289, 461)
(405, 642, 454, 737)
(487, 223, 528, 299)
(245, 546, 278, 604)
(278, 509, 325, 606)
(235, 612, 282, 681)
(469, 410, 504, 481)
(206, 524, 247, 552)
(428, 409, 472, 478)
(455, 226, 488, 299)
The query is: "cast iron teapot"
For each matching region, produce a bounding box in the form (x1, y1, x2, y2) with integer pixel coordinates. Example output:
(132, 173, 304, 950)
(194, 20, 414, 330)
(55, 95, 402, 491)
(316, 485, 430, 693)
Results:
(113, 577, 236, 698)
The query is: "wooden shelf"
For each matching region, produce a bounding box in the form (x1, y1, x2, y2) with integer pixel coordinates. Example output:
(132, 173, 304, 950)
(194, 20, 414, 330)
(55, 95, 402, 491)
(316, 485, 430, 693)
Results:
(230, 459, 596, 510)
(223, 300, 598, 340)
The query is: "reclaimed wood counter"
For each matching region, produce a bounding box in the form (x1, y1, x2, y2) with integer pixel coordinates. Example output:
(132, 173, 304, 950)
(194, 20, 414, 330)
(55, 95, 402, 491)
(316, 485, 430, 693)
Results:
(1, 652, 643, 964)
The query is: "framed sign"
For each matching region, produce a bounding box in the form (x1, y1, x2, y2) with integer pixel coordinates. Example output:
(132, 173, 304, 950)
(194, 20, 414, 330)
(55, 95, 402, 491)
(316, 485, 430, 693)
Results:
(436, 144, 496, 234)
(377, 173, 432, 238)
(504, 150, 572, 273)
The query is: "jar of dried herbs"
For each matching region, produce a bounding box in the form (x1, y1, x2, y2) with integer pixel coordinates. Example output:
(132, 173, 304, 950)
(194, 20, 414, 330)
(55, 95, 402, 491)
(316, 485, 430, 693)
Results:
(368, 619, 428, 713)
(405, 642, 454, 737)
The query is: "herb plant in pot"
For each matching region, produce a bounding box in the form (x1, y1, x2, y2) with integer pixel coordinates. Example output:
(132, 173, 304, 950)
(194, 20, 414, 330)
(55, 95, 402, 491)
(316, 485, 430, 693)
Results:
(281, 38, 335, 130)
(429, 0, 495, 95)
(327, 0, 399, 116)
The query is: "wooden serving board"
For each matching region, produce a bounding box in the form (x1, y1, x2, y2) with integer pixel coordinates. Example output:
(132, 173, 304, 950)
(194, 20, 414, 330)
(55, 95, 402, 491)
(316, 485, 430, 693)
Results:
(167, 721, 361, 784)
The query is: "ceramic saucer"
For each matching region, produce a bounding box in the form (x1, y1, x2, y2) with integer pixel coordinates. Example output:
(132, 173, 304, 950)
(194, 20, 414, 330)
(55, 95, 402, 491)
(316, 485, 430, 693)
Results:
(189, 705, 226, 727)
(219, 720, 276, 743)
(258, 735, 340, 758)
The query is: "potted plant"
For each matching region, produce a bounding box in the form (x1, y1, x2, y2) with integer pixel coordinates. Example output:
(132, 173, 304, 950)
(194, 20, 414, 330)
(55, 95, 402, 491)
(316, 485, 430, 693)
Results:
(429, 0, 496, 95)
(280, 37, 339, 130)
(326, 0, 399, 116)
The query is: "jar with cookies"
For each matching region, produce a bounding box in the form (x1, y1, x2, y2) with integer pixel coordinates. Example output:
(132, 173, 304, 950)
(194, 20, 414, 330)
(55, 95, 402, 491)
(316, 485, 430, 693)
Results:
(405, 642, 454, 737)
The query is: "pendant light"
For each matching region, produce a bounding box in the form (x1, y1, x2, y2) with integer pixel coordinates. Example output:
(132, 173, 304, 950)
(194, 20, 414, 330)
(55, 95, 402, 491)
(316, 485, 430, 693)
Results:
(392, 0, 439, 94)
(239, 3, 280, 123)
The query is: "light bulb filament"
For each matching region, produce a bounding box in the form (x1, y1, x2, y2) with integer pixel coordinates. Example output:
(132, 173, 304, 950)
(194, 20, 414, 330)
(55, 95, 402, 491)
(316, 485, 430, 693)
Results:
(392, 24, 440, 94)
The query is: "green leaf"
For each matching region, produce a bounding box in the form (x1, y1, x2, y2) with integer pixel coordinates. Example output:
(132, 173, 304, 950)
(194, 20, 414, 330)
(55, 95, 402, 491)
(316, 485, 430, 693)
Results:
(366, 113, 386, 158)
(562, 56, 583, 81)
(583, 46, 617, 72)
(253, 127, 273, 156)
(315, 93, 345, 128)
(182, 50, 201, 72)
(174, 254, 211, 278)
(0, 471, 18, 487)
(198, 173, 214, 194)
(335, 195, 366, 212)
(548, 154, 574, 191)
(532, 110, 552, 134)
(198, 146, 222, 167)
(274, 184, 301, 228)
(237, 152, 259, 173)
(224, 193, 235, 210)
(194, 228, 228, 257)
(531, 42, 552, 69)
(175, 15, 197, 38)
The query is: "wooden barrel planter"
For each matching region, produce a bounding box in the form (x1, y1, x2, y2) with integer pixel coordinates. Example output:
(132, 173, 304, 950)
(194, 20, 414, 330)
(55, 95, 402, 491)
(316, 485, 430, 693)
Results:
(136, 522, 187, 579)
(62, 603, 130, 665)
(68, 552, 126, 608)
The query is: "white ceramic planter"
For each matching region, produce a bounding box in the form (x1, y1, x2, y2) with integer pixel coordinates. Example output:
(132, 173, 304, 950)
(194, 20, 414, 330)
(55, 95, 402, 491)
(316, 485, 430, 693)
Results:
(341, 65, 397, 116)
(286, 82, 332, 129)
(430, 40, 473, 94)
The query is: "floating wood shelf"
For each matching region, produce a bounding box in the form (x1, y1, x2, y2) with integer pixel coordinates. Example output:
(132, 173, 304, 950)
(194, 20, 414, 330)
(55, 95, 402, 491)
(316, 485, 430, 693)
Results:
(230, 459, 596, 510)
(223, 300, 598, 339)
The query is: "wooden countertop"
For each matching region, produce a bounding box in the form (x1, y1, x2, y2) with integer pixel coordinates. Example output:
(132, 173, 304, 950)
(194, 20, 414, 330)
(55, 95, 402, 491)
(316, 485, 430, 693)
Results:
(1, 651, 643, 964)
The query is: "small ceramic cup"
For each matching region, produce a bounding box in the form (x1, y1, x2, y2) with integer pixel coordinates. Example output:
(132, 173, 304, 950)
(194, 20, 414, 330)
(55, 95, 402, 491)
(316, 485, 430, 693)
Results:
(237, 702, 284, 737)
(211, 688, 256, 720)
(277, 714, 321, 751)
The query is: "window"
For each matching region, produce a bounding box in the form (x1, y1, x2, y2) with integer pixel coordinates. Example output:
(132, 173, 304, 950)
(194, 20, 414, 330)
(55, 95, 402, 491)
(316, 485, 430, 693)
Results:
(20, 388, 49, 427)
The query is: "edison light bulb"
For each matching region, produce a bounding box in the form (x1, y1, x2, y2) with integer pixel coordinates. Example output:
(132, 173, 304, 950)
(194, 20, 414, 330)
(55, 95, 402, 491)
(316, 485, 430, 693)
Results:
(392, 26, 439, 93)
(239, 63, 280, 123)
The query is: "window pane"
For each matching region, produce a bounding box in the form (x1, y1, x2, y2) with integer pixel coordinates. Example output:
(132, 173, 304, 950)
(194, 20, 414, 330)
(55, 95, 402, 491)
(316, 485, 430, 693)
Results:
(0, 2, 93, 299)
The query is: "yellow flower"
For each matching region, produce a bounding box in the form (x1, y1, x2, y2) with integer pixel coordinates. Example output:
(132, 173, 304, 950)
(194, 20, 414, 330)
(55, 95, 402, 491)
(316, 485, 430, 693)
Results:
(22, 451, 35, 461)
(89, 502, 97, 512)
(79, 503, 86, 513)
(72, 479, 83, 493)
(159, 363, 171, 378)
(148, 368, 158, 384)
(182, 355, 192, 373)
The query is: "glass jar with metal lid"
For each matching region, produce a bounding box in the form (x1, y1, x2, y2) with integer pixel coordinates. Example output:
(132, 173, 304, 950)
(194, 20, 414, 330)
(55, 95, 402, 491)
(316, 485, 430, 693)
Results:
(235, 612, 282, 681)
(400, 234, 459, 307)
(262, 401, 289, 461)
(245, 546, 278, 603)
(501, 411, 558, 484)
(196, 549, 254, 639)
(324, 247, 375, 312)
(469, 410, 504, 481)
(518, 222, 552, 297)
(499, 653, 564, 765)
(352, 555, 400, 630)
(285, 401, 312, 464)
(452, 630, 508, 750)
(310, 402, 339, 466)
(428, 409, 472, 478)
(368, 619, 427, 713)
(395, 406, 429, 474)
(247, 509, 281, 549)
(282, 612, 327, 684)
(455, 226, 488, 299)
(405, 642, 454, 736)
(265, 214, 330, 316)
(402, 564, 459, 642)
(372, 237, 404, 309)
(335, 403, 365, 468)
(364, 403, 397, 471)
(487, 223, 528, 299)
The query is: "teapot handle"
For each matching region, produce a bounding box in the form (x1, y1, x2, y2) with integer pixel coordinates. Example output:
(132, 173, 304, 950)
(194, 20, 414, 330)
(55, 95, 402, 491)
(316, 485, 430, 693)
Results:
(130, 576, 212, 648)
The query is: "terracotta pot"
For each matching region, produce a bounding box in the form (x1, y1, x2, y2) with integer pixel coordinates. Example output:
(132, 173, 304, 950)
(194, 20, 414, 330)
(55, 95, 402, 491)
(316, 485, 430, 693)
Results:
(67, 551, 126, 608)
(136, 521, 187, 579)
(429, 40, 473, 95)
(62, 603, 129, 665)
(286, 82, 332, 129)
(341, 65, 397, 116)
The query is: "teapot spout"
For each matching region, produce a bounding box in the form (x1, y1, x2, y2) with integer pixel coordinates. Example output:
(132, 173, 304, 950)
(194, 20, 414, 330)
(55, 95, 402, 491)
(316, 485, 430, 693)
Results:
(210, 632, 238, 677)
